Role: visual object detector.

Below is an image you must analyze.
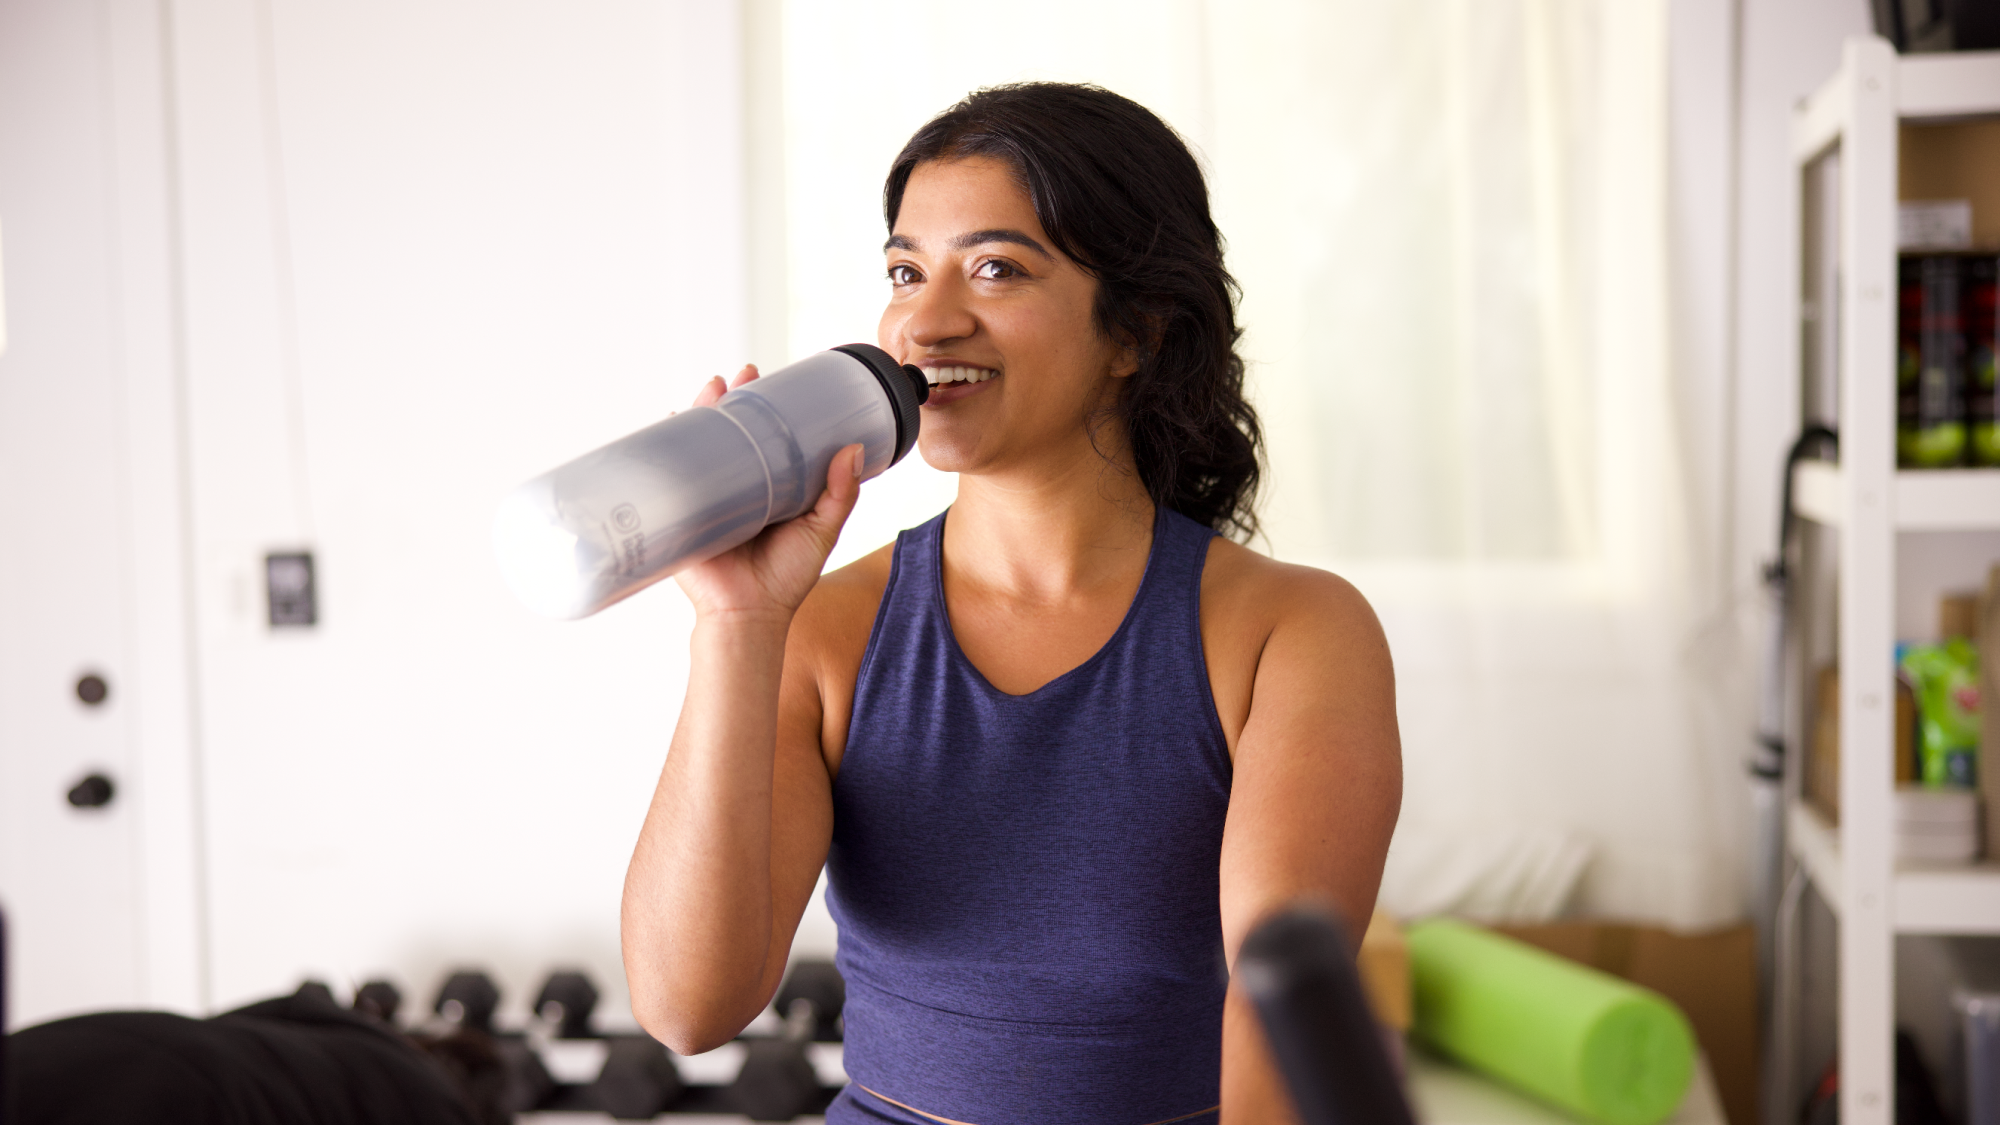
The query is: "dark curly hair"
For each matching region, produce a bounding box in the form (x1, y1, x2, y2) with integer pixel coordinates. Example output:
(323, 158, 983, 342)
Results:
(884, 82, 1263, 540)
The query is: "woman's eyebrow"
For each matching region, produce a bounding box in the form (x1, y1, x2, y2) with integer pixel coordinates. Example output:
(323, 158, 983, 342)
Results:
(883, 229, 1055, 260)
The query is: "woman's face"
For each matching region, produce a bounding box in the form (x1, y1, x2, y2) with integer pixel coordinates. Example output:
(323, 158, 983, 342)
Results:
(879, 156, 1134, 477)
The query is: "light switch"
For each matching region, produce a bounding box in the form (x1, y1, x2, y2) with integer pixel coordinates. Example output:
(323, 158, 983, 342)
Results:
(266, 551, 317, 628)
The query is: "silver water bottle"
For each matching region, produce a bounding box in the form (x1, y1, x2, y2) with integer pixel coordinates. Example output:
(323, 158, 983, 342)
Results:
(495, 344, 929, 619)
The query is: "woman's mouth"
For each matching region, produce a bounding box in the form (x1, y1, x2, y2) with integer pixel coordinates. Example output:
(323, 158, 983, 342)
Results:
(922, 365, 999, 405)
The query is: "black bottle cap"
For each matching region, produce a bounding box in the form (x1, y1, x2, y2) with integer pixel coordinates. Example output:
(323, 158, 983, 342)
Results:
(831, 344, 928, 465)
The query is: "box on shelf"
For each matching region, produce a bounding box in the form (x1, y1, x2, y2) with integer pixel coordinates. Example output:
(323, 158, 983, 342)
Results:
(1902, 200, 1974, 251)
(1898, 784, 1981, 862)
(1902, 122, 2000, 248)
(1807, 664, 1918, 824)
(1945, 593, 1982, 642)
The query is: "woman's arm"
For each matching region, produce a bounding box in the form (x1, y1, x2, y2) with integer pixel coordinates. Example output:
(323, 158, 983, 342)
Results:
(1214, 567, 1402, 1124)
(619, 367, 863, 1054)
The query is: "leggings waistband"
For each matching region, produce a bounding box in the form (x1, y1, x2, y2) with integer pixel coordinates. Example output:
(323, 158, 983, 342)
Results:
(857, 1085, 1220, 1125)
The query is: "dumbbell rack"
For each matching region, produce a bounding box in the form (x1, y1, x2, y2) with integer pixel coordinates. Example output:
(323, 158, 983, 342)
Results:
(523, 1034, 844, 1119)
(1775, 35, 2000, 1125)
(423, 964, 848, 1122)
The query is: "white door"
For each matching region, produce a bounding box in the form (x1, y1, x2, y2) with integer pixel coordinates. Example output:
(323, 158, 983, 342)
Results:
(0, 0, 198, 1028)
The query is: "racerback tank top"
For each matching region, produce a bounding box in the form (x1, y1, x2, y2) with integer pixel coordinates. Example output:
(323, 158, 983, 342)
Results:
(824, 506, 1233, 1125)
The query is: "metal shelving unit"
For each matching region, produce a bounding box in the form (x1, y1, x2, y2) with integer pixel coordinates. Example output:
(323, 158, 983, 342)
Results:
(1782, 36, 2000, 1125)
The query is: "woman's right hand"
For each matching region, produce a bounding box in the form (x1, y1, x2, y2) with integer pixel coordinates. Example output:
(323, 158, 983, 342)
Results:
(671, 364, 867, 622)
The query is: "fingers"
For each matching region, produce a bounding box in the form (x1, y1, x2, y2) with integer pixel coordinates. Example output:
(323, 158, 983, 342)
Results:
(797, 444, 866, 547)
(689, 365, 758, 411)
(692, 376, 727, 408)
(826, 443, 865, 504)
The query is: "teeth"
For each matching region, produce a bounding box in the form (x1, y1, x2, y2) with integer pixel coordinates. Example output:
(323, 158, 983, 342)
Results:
(925, 366, 996, 385)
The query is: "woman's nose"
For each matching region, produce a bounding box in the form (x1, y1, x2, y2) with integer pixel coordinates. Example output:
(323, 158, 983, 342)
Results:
(898, 277, 978, 349)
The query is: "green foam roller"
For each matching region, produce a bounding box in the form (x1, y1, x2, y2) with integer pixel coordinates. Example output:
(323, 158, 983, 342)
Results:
(1407, 918, 1695, 1125)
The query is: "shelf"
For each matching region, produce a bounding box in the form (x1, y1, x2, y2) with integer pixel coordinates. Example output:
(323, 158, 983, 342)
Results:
(1780, 37, 2000, 1124)
(1790, 461, 2000, 530)
(1794, 49, 2000, 165)
(1900, 49, 2000, 120)
(1787, 801, 2000, 934)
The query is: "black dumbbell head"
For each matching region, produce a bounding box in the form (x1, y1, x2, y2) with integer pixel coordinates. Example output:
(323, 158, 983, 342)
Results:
(353, 979, 402, 1024)
(534, 970, 600, 1038)
(434, 970, 500, 1032)
(773, 960, 845, 1042)
(730, 1038, 822, 1121)
(494, 1034, 556, 1115)
(590, 1035, 684, 1120)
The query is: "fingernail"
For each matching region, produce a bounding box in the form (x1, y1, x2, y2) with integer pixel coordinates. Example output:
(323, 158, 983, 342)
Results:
(851, 446, 865, 476)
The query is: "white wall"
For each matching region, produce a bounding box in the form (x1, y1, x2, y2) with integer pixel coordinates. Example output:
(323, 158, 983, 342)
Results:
(172, 0, 754, 1023)
(1, 0, 764, 1028)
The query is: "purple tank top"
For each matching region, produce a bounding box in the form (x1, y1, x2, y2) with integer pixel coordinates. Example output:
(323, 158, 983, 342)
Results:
(824, 506, 1232, 1125)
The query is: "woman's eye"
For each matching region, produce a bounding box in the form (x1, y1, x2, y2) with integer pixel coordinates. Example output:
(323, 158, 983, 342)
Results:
(888, 264, 922, 285)
(974, 260, 1019, 280)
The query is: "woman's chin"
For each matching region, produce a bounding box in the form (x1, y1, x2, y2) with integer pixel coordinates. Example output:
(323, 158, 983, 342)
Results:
(915, 432, 979, 475)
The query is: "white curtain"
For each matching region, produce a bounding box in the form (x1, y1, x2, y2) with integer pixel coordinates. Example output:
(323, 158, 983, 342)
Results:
(775, 0, 1743, 929)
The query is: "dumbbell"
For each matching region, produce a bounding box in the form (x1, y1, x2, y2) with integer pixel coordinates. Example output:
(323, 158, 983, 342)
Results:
(588, 1034, 686, 1119)
(774, 960, 844, 1042)
(352, 979, 401, 1024)
(522, 967, 685, 1117)
(430, 969, 555, 1114)
(433, 970, 501, 1032)
(728, 960, 844, 1121)
(534, 970, 600, 1039)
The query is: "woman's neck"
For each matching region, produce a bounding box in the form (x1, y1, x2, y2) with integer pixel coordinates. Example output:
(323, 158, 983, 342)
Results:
(942, 442, 1156, 603)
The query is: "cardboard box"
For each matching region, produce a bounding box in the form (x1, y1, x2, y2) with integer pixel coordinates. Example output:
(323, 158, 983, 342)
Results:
(1902, 121, 2000, 248)
(1358, 908, 1411, 1031)
(1807, 664, 1917, 823)
(1495, 922, 1758, 1125)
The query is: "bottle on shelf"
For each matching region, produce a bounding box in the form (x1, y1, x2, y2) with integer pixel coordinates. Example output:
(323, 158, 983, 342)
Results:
(1966, 256, 2000, 465)
(1898, 253, 1970, 468)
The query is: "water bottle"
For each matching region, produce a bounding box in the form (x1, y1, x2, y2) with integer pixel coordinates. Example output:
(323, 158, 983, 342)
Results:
(495, 344, 929, 619)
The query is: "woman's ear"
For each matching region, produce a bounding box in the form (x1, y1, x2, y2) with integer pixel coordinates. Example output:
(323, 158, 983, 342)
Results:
(1108, 312, 1159, 379)
(1110, 341, 1141, 379)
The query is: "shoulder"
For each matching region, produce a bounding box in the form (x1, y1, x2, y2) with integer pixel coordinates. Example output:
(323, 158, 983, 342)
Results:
(777, 539, 900, 766)
(790, 541, 897, 663)
(1195, 535, 1393, 752)
(1200, 536, 1389, 663)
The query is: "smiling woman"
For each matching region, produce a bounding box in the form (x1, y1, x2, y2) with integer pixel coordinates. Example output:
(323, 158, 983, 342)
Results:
(883, 84, 1263, 540)
(620, 83, 1401, 1125)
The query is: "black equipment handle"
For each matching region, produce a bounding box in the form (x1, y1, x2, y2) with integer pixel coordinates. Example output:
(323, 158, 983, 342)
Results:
(1237, 904, 1416, 1125)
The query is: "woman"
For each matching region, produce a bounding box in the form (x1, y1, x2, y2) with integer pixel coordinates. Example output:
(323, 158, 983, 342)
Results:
(621, 83, 1400, 1124)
